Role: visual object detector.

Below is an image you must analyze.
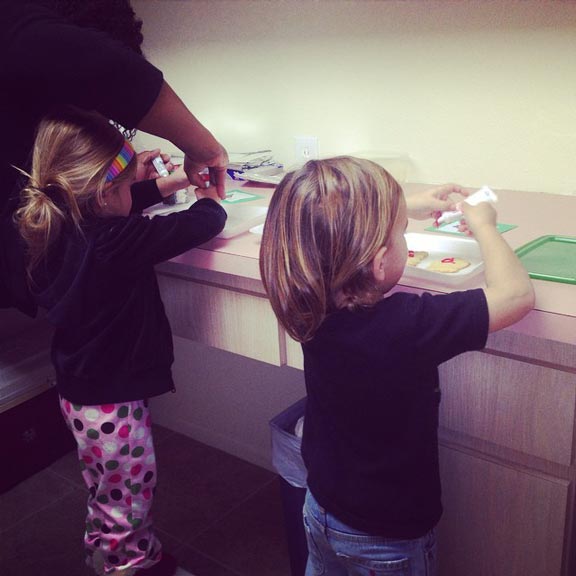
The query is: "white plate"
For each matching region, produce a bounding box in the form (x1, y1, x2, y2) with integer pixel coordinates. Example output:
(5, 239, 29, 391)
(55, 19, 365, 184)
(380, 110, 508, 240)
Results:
(403, 233, 484, 284)
(239, 165, 288, 185)
(218, 205, 268, 239)
(249, 224, 264, 235)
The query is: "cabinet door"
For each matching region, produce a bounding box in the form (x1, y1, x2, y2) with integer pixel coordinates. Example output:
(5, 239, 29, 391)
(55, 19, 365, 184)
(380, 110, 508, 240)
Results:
(438, 446, 569, 576)
(158, 275, 283, 365)
(439, 352, 576, 465)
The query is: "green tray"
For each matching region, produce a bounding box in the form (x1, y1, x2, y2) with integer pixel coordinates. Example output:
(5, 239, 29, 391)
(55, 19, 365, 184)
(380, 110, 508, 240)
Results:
(515, 235, 576, 285)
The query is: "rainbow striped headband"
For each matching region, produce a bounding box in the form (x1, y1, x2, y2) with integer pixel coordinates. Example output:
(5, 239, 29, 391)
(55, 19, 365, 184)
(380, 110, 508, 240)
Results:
(105, 140, 135, 183)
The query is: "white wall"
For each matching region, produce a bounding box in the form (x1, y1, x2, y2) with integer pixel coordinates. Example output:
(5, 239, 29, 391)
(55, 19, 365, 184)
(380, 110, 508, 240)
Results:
(133, 0, 576, 195)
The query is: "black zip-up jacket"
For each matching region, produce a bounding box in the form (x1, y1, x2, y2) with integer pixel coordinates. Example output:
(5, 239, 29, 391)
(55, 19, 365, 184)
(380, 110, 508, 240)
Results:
(33, 181, 226, 405)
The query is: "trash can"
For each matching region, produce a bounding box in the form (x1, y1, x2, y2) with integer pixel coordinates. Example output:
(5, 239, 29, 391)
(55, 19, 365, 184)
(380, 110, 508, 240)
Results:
(270, 397, 308, 576)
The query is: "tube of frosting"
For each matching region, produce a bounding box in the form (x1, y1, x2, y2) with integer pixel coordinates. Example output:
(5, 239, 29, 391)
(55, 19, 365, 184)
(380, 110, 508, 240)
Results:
(436, 185, 498, 226)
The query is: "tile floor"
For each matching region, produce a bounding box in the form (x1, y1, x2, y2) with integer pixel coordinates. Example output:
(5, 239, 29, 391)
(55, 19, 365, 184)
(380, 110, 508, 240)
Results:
(0, 425, 292, 576)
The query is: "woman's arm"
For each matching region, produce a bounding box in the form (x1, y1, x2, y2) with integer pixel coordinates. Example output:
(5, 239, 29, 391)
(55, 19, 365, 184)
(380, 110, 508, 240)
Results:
(137, 82, 229, 199)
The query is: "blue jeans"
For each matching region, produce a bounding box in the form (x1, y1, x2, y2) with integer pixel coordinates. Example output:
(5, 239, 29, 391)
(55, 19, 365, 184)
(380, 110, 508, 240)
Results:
(303, 490, 437, 576)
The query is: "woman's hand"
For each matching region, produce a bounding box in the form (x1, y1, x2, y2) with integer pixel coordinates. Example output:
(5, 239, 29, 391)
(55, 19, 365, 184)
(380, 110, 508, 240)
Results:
(183, 144, 229, 201)
(406, 184, 469, 221)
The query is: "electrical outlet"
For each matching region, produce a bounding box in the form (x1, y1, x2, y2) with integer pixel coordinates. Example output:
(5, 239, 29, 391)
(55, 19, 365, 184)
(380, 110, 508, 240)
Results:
(295, 136, 319, 162)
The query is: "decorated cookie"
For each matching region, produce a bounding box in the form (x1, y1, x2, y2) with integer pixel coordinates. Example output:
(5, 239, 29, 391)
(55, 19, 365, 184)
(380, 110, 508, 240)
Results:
(427, 257, 471, 273)
(406, 250, 429, 267)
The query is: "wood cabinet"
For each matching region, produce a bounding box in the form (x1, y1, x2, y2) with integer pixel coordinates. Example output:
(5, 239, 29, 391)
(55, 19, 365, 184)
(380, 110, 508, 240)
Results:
(439, 351, 575, 465)
(285, 333, 304, 370)
(157, 268, 284, 366)
(157, 265, 576, 576)
(438, 332, 576, 576)
(438, 446, 569, 576)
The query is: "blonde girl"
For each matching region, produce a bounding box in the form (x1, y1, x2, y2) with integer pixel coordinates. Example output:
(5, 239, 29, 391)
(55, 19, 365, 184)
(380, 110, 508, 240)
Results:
(260, 157, 533, 576)
(15, 106, 226, 576)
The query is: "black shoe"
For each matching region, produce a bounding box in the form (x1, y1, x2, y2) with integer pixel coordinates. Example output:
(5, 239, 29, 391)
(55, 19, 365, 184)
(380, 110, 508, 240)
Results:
(134, 552, 179, 576)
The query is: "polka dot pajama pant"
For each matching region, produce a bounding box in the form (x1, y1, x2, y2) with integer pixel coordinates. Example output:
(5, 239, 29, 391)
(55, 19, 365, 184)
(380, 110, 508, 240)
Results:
(59, 396, 162, 574)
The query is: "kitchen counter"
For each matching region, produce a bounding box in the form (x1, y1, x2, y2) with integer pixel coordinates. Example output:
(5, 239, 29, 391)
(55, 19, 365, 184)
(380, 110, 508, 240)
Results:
(159, 181, 576, 346)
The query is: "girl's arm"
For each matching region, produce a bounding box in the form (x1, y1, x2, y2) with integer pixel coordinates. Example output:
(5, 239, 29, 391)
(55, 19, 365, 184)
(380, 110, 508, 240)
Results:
(130, 152, 195, 213)
(97, 196, 227, 275)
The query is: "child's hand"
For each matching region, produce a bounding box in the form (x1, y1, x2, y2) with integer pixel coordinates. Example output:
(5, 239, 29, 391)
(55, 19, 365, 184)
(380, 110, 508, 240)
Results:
(136, 149, 176, 181)
(163, 165, 189, 189)
(406, 184, 469, 221)
(156, 166, 191, 199)
(193, 185, 221, 203)
(459, 201, 497, 237)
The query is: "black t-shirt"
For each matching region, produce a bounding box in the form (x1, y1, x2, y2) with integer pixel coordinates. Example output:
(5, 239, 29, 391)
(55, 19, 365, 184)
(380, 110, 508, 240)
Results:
(301, 288, 489, 538)
(33, 183, 226, 405)
(0, 1, 164, 313)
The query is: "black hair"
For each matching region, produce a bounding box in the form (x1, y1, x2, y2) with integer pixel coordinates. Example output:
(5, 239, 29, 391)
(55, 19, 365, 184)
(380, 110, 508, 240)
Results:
(33, 0, 144, 56)
(34, 0, 146, 139)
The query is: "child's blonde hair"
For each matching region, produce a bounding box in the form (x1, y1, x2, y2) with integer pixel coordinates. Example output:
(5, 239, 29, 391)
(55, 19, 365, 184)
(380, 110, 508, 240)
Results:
(14, 107, 137, 274)
(260, 156, 402, 343)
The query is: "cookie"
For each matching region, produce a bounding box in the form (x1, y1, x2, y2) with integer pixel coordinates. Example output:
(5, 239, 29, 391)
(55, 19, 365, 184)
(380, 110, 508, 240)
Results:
(427, 257, 471, 273)
(406, 250, 429, 267)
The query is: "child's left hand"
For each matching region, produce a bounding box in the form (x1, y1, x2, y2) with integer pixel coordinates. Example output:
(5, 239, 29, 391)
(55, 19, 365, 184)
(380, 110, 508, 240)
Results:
(405, 184, 469, 221)
(156, 165, 192, 199)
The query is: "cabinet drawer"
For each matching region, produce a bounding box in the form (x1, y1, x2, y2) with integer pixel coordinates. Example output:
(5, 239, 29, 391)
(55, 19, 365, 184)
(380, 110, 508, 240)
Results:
(486, 330, 576, 370)
(439, 352, 576, 465)
(439, 446, 568, 576)
(158, 276, 283, 365)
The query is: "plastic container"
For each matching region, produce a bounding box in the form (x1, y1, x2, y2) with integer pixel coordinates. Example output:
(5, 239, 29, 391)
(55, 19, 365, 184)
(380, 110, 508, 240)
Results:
(270, 397, 308, 576)
(515, 235, 576, 285)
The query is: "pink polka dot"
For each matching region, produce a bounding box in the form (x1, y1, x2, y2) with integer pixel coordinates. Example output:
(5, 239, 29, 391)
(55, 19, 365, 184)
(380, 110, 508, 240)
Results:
(109, 474, 122, 483)
(143, 488, 152, 500)
(145, 414, 152, 428)
(102, 405, 115, 414)
(118, 425, 131, 439)
(65, 401, 71, 414)
(125, 495, 132, 506)
(82, 456, 93, 464)
(91, 446, 102, 458)
(131, 464, 142, 477)
(110, 539, 118, 551)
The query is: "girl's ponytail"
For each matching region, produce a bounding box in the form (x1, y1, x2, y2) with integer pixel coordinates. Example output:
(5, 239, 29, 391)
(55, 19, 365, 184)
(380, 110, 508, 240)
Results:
(15, 179, 68, 275)
(14, 106, 132, 279)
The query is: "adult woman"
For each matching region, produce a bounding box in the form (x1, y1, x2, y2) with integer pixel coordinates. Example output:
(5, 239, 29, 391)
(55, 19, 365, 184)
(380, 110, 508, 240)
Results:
(0, 0, 228, 315)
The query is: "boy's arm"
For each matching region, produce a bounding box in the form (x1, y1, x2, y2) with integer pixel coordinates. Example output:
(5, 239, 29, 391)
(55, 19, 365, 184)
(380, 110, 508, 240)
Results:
(405, 184, 469, 220)
(461, 202, 535, 332)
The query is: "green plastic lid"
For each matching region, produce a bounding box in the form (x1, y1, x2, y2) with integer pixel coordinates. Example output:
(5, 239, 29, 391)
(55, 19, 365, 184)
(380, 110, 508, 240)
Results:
(515, 235, 576, 285)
